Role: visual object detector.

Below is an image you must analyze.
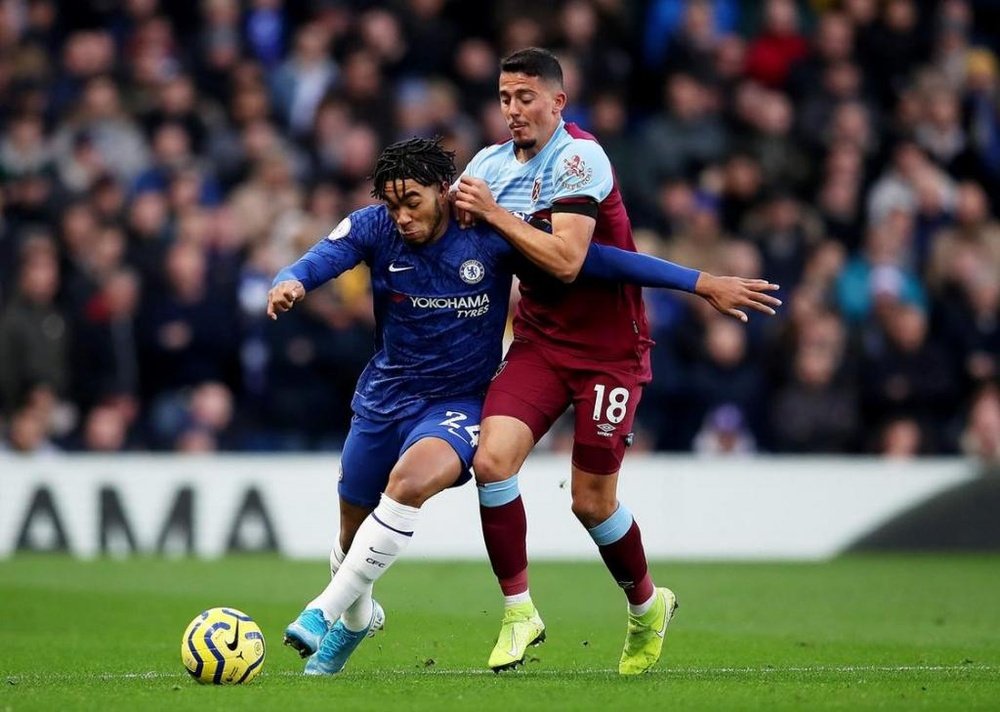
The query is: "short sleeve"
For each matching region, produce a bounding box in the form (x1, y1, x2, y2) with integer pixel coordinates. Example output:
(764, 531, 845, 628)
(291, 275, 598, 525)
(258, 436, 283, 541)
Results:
(459, 147, 488, 181)
(550, 140, 614, 204)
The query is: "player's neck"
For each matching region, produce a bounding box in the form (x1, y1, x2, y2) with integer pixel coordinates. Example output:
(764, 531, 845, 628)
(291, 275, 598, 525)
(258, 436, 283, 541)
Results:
(514, 120, 561, 163)
(427, 213, 449, 244)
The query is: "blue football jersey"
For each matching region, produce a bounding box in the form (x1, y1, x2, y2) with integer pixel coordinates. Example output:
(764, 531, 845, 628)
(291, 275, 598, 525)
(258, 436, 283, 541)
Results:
(301, 205, 514, 421)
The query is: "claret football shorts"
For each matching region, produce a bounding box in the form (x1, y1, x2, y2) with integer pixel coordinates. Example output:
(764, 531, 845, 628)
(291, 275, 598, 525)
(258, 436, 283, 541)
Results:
(483, 339, 646, 475)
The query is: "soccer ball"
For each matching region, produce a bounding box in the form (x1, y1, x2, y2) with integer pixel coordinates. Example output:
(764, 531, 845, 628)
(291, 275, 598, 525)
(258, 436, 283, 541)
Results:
(181, 607, 266, 684)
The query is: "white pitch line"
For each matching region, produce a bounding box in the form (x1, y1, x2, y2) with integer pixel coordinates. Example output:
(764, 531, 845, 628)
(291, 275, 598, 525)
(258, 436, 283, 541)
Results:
(6, 664, 993, 683)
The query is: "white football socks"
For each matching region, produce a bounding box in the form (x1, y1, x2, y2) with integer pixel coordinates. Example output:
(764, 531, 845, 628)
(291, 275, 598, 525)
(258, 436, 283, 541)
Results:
(503, 591, 532, 607)
(324, 540, 375, 631)
(628, 591, 657, 617)
(308, 494, 420, 631)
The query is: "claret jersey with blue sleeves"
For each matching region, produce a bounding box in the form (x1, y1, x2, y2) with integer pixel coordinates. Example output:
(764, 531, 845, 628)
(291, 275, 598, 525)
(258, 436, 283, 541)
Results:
(303, 204, 514, 421)
(463, 120, 653, 367)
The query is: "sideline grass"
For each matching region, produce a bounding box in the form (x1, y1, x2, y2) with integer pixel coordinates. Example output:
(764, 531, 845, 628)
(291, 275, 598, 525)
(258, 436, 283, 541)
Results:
(1, 555, 998, 710)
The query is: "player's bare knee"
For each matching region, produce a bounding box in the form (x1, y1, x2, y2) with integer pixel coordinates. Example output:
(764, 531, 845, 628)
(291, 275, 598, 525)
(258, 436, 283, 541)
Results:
(472, 447, 515, 484)
(385, 471, 433, 507)
(571, 493, 618, 529)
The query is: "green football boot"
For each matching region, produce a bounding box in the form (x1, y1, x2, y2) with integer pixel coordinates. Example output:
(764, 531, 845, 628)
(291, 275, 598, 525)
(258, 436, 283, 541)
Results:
(487, 601, 546, 672)
(619, 587, 678, 675)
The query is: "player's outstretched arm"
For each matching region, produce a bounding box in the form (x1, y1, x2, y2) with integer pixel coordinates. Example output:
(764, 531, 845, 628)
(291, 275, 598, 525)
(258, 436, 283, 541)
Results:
(580, 245, 781, 322)
(265, 212, 372, 320)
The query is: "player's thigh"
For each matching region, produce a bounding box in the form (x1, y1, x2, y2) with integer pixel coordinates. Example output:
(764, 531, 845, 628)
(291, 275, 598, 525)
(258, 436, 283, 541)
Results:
(386, 437, 464, 507)
(394, 398, 482, 503)
(474, 415, 536, 483)
(338, 415, 399, 511)
(479, 340, 572, 479)
(570, 366, 645, 477)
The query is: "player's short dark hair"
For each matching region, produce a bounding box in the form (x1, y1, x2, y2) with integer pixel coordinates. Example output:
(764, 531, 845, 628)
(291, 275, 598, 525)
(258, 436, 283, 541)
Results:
(500, 47, 563, 86)
(370, 137, 456, 200)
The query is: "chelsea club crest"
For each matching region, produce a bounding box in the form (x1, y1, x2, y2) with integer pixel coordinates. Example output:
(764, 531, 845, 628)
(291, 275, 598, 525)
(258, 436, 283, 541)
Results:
(459, 259, 485, 284)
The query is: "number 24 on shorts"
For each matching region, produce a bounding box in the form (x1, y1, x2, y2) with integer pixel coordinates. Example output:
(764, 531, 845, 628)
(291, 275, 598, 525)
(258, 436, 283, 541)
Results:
(439, 411, 481, 446)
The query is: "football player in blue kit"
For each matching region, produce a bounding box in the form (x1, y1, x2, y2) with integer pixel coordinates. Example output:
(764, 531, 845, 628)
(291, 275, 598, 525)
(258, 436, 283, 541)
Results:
(267, 138, 778, 675)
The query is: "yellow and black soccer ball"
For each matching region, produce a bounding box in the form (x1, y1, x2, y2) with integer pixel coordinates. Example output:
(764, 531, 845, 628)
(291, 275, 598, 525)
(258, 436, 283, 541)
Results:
(181, 607, 266, 684)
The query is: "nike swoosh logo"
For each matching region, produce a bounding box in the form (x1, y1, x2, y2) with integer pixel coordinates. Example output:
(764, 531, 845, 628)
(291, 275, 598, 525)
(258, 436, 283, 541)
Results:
(369, 546, 393, 556)
(507, 629, 519, 657)
(655, 598, 669, 639)
(225, 618, 241, 651)
(388, 263, 415, 273)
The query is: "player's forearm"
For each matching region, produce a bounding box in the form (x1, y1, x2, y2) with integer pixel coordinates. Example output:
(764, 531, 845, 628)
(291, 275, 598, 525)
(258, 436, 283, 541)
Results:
(273, 250, 336, 291)
(484, 208, 586, 282)
(579, 245, 701, 292)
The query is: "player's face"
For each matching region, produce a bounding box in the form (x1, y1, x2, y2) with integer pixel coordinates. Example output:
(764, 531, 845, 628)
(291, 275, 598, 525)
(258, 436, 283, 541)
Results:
(382, 179, 449, 246)
(499, 72, 566, 155)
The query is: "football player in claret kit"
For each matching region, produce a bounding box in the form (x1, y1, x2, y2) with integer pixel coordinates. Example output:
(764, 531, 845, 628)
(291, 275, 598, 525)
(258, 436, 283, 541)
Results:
(454, 47, 782, 674)
(267, 138, 778, 676)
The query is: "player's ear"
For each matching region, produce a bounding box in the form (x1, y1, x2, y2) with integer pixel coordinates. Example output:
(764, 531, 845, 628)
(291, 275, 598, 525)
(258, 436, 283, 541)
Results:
(552, 87, 567, 114)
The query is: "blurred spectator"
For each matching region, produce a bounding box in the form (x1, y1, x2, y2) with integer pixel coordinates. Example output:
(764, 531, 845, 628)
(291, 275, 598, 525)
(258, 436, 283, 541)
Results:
(693, 403, 757, 456)
(865, 0, 927, 108)
(879, 417, 924, 458)
(78, 402, 133, 453)
(744, 0, 808, 90)
(1, 405, 60, 454)
(643, 0, 739, 71)
(269, 23, 337, 137)
(836, 210, 927, 323)
(401, 0, 458, 77)
(690, 316, 764, 434)
(52, 76, 150, 185)
(636, 71, 726, 215)
(861, 303, 958, 450)
(960, 383, 1000, 464)
(150, 380, 238, 451)
(245, 0, 287, 69)
(770, 321, 859, 453)
(71, 268, 141, 411)
(788, 10, 855, 101)
(137, 240, 239, 399)
(0, 242, 67, 413)
(745, 191, 820, 299)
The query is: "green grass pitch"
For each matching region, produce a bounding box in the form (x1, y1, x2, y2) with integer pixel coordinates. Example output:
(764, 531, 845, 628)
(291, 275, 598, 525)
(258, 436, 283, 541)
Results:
(1, 555, 998, 710)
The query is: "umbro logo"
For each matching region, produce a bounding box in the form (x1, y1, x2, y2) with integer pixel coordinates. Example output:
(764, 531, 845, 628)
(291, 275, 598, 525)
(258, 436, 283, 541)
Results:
(388, 263, 415, 273)
(597, 423, 615, 433)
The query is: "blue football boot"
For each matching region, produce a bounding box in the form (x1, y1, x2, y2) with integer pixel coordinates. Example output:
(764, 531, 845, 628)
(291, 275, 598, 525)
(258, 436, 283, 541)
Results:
(283, 608, 330, 658)
(304, 601, 385, 676)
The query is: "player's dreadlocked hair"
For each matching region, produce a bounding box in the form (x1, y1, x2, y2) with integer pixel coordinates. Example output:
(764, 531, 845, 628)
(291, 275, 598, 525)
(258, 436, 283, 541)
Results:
(370, 137, 456, 200)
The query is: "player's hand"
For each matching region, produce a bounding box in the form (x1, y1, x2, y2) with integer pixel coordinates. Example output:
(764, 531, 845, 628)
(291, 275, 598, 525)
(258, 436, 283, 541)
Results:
(695, 274, 781, 323)
(266, 279, 306, 320)
(454, 176, 501, 223)
(448, 184, 476, 228)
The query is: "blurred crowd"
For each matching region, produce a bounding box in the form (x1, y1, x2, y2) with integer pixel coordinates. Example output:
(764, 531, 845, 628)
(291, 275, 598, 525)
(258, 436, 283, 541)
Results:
(0, 0, 998, 461)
